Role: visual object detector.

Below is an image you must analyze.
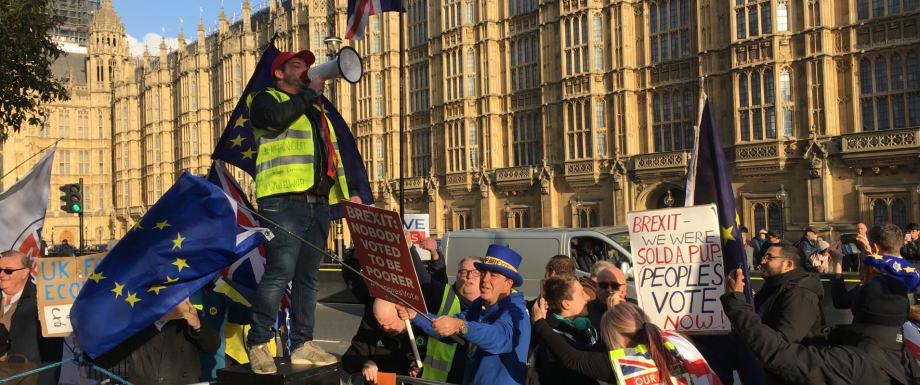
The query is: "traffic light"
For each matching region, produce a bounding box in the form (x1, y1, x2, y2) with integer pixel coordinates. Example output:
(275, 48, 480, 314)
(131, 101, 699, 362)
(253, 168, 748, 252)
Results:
(58, 183, 83, 214)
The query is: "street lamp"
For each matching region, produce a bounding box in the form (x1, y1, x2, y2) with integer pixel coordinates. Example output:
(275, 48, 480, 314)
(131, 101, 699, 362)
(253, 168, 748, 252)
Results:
(325, 35, 345, 259)
(323, 36, 343, 104)
(664, 189, 675, 208)
(775, 184, 789, 239)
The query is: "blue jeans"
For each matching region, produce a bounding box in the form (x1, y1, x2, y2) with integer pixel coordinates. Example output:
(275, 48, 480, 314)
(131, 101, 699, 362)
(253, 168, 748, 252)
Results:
(248, 195, 330, 349)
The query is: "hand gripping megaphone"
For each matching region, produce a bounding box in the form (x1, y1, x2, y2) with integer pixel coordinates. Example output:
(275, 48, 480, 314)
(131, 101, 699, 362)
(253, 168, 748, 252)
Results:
(307, 46, 364, 84)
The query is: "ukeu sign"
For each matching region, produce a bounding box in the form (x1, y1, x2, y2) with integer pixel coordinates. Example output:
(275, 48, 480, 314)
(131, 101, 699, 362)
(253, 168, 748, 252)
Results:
(627, 204, 729, 333)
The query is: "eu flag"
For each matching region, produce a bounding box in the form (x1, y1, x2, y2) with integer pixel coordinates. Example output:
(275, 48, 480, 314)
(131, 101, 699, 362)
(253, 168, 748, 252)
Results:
(685, 96, 764, 385)
(211, 40, 374, 219)
(70, 172, 270, 359)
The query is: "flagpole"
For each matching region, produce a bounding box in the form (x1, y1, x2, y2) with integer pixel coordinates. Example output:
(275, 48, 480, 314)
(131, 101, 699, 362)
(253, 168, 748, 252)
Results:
(0, 138, 62, 182)
(398, 3, 407, 220)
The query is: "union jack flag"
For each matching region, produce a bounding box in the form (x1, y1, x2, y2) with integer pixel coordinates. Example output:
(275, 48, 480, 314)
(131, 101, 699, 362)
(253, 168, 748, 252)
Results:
(344, 0, 405, 40)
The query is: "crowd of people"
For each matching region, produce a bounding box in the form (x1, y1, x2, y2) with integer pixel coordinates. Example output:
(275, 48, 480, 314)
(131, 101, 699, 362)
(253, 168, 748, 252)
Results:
(335, 222, 920, 385)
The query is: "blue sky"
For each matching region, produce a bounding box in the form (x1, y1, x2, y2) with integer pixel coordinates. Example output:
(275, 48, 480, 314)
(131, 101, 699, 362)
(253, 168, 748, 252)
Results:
(112, 0, 251, 56)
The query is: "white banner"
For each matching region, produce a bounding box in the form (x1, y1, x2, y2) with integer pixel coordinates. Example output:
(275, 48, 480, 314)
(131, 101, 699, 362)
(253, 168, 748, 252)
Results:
(627, 204, 729, 334)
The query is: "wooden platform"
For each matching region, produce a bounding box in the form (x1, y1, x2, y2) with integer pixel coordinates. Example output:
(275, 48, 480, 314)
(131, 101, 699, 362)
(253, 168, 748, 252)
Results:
(217, 358, 339, 385)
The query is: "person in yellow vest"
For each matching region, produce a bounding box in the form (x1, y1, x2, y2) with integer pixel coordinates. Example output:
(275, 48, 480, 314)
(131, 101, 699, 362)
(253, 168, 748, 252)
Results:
(245, 49, 362, 375)
(419, 256, 482, 383)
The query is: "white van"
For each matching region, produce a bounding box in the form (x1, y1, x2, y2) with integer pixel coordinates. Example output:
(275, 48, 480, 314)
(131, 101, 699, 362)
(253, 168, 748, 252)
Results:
(440, 227, 632, 297)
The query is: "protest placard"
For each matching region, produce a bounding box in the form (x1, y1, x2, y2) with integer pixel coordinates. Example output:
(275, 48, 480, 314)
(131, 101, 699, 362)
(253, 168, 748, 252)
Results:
(34, 253, 105, 337)
(342, 201, 428, 314)
(627, 204, 729, 333)
(403, 214, 431, 260)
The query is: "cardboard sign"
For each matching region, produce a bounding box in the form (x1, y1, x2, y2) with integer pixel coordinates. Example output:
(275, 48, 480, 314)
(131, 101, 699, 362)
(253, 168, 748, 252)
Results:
(34, 253, 105, 337)
(403, 214, 431, 260)
(627, 204, 729, 333)
(342, 201, 428, 314)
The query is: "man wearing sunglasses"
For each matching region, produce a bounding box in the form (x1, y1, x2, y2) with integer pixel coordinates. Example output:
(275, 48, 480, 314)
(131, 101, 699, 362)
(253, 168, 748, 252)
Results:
(0, 250, 63, 385)
(586, 264, 629, 328)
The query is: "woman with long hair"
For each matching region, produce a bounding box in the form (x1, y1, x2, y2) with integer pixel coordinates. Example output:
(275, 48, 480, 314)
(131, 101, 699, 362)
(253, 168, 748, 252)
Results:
(531, 298, 721, 384)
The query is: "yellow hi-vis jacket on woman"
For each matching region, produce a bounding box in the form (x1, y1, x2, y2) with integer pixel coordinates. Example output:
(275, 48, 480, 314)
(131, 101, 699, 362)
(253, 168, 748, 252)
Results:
(248, 88, 349, 202)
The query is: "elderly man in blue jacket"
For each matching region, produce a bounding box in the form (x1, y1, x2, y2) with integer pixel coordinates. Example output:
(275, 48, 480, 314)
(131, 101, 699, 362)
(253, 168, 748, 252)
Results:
(397, 244, 531, 385)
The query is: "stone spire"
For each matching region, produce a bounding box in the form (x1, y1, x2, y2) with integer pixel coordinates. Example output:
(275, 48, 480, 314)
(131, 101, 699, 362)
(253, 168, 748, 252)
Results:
(90, 0, 125, 34)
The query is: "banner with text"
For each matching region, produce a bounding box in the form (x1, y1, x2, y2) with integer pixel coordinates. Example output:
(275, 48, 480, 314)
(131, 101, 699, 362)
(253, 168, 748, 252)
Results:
(403, 214, 431, 260)
(627, 204, 729, 333)
(342, 201, 428, 314)
(35, 253, 105, 337)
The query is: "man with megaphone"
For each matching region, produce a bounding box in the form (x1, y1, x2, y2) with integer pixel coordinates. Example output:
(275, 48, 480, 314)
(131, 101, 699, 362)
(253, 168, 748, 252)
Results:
(244, 49, 363, 375)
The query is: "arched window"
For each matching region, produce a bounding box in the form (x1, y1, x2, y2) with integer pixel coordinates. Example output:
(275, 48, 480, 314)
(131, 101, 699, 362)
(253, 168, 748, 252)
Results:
(761, 3, 772, 33)
(780, 69, 792, 101)
(768, 204, 783, 233)
(777, 3, 789, 31)
(858, 0, 869, 18)
(892, 198, 908, 229)
(875, 56, 889, 92)
(754, 204, 767, 232)
(873, 199, 889, 225)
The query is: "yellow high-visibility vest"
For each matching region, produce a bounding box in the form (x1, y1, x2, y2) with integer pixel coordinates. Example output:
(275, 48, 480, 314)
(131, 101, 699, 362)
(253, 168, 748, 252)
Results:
(248, 88, 349, 202)
(421, 284, 462, 381)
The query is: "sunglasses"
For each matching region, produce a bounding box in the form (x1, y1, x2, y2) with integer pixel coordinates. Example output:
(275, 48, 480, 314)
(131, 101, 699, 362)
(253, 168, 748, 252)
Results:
(0, 267, 29, 275)
(598, 281, 622, 290)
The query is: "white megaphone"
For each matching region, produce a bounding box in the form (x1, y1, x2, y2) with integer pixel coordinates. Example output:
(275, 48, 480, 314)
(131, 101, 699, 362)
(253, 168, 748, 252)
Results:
(307, 46, 363, 84)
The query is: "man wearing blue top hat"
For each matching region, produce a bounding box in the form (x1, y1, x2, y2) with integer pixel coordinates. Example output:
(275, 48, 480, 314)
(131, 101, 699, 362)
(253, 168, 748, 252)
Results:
(397, 244, 531, 385)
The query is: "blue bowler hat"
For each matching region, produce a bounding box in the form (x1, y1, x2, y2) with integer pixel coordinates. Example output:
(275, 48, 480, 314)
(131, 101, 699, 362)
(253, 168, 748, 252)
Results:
(474, 244, 524, 287)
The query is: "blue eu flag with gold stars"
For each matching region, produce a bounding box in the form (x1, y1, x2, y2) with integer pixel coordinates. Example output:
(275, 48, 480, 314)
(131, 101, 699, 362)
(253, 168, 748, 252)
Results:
(685, 96, 764, 385)
(211, 40, 374, 219)
(70, 172, 270, 359)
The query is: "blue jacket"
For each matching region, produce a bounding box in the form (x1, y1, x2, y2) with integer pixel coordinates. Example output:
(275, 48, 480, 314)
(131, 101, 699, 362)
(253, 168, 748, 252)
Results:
(412, 291, 531, 385)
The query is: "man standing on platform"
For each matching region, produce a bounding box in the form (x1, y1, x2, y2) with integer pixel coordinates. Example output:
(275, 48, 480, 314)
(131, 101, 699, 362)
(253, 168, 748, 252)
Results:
(398, 245, 531, 385)
(245, 49, 362, 374)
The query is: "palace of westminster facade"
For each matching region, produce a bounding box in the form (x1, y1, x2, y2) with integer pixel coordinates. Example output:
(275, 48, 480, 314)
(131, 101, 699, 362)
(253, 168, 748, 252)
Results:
(1, 0, 917, 246)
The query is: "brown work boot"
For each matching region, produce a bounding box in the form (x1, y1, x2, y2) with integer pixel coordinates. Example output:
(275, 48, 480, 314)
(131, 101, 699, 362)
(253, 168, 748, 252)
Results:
(291, 341, 337, 365)
(248, 342, 277, 374)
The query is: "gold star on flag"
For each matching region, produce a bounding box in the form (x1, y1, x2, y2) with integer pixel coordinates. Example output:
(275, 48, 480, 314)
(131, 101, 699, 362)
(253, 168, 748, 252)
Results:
(893, 262, 903, 271)
(230, 134, 245, 148)
(235, 116, 249, 128)
(111, 282, 125, 298)
(720, 225, 736, 242)
(906, 267, 916, 273)
(165, 276, 179, 284)
(154, 220, 172, 230)
(172, 258, 190, 272)
(241, 148, 256, 159)
(132, 221, 144, 230)
(171, 233, 186, 250)
(147, 285, 166, 295)
(872, 254, 884, 260)
(735, 212, 742, 227)
(124, 292, 142, 308)
(88, 271, 106, 284)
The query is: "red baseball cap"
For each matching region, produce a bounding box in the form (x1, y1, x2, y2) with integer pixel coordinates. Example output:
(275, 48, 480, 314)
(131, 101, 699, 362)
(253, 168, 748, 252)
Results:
(270, 50, 316, 76)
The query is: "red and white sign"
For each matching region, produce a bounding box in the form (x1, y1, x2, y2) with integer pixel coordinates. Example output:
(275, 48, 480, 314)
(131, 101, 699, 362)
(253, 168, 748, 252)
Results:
(342, 201, 428, 314)
(627, 204, 729, 333)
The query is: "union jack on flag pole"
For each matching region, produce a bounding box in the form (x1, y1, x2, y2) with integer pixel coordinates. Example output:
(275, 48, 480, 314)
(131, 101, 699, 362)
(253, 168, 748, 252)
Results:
(344, 0, 406, 40)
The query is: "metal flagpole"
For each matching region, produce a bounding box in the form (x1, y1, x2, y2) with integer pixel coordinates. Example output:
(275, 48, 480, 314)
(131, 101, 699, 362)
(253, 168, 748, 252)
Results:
(398, 2, 407, 219)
